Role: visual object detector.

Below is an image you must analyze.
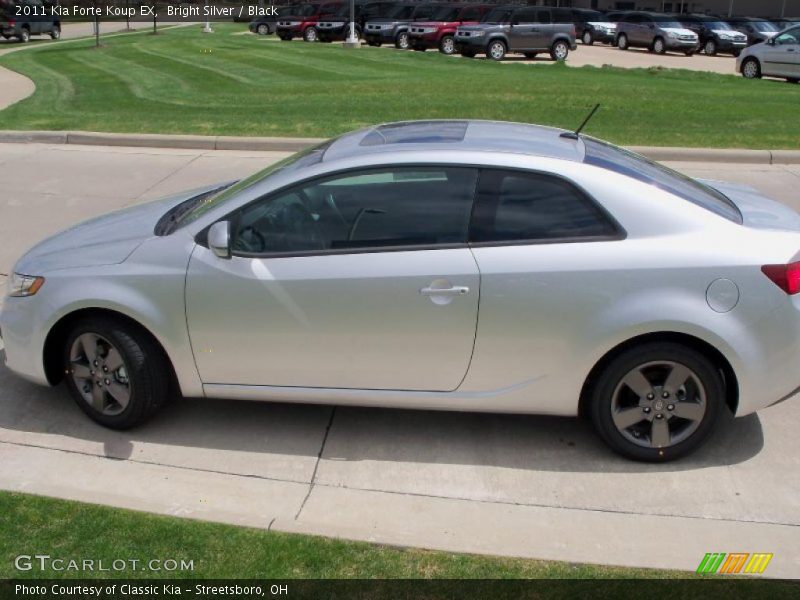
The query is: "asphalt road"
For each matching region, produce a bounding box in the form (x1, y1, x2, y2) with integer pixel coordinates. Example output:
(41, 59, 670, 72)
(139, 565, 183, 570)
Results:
(0, 142, 799, 577)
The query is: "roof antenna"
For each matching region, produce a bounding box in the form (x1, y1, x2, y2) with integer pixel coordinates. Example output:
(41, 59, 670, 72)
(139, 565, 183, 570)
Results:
(560, 104, 601, 140)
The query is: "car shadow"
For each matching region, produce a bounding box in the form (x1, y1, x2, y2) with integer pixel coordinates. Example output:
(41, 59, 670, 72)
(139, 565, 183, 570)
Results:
(0, 363, 764, 476)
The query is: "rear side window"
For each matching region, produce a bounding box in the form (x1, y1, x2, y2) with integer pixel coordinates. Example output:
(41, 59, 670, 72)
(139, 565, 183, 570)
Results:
(470, 170, 619, 244)
(582, 138, 742, 223)
(536, 10, 552, 25)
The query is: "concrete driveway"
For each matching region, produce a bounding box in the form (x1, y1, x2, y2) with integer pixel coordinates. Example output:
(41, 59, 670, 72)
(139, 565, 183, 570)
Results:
(0, 142, 799, 577)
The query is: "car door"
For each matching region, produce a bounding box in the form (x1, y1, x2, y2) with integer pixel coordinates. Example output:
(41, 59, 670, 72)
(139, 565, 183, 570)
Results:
(534, 9, 554, 48)
(763, 27, 800, 78)
(508, 8, 538, 50)
(185, 166, 481, 392)
(464, 169, 623, 399)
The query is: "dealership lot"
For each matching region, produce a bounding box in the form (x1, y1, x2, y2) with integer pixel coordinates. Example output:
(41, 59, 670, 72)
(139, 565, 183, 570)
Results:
(0, 142, 799, 576)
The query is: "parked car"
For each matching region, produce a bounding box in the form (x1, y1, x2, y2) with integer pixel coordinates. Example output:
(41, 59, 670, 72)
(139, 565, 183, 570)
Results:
(775, 17, 800, 31)
(615, 12, 699, 55)
(725, 17, 781, 46)
(571, 8, 616, 46)
(0, 0, 60, 43)
(738, 25, 800, 83)
(249, 14, 279, 36)
(317, 0, 394, 42)
(276, 1, 344, 42)
(408, 3, 490, 54)
(455, 5, 577, 61)
(364, 2, 440, 49)
(677, 14, 748, 56)
(5, 119, 800, 462)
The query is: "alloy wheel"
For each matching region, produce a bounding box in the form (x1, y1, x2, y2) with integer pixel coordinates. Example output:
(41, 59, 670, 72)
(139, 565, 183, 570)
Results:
(441, 36, 455, 54)
(742, 58, 760, 78)
(553, 41, 568, 60)
(257, 24, 269, 35)
(654, 38, 665, 54)
(610, 360, 707, 449)
(304, 27, 317, 42)
(705, 40, 716, 55)
(582, 31, 593, 45)
(69, 333, 131, 416)
(489, 41, 505, 60)
(397, 32, 409, 49)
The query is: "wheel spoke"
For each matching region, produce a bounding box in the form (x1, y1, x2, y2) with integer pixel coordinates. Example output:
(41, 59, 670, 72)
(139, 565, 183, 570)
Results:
(621, 368, 652, 399)
(78, 334, 98, 361)
(91, 384, 106, 412)
(70, 362, 92, 379)
(106, 382, 130, 408)
(663, 363, 691, 393)
(104, 348, 124, 372)
(671, 401, 705, 422)
(613, 407, 646, 430)
(650, 418, 671, 448)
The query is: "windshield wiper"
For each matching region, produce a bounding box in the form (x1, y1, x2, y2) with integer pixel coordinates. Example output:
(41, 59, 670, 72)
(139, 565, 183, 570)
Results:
(154, 183, 234, 236)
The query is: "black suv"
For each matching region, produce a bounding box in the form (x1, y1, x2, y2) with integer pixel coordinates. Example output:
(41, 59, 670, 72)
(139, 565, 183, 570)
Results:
(678, 14, 748, 56)
(725, 17, 781, 46)
(317, 1, 394, 42)
(364, 2, 440, 49)
(1, 0, 60, 43)
(570, 8, 616, 46)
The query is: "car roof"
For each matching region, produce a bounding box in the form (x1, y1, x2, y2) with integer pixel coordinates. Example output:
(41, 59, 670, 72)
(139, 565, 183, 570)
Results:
(321, 120, 584, 164)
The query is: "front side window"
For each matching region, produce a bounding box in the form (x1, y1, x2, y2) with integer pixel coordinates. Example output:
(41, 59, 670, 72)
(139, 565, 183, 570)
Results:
(775, 27, 800, 44)
(483, 8, 512, 24)
(470, 170, 619, 244)
(231, 167, 478, 256)
(536, 10, 552, 25)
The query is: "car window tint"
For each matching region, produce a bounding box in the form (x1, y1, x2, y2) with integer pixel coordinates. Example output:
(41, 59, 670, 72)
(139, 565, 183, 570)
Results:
(460, 8, 479, 21)
(232, 167, 478, 255)
(470, 171, 617, 243)
(583, 138, 742, 223)
(536, 10, 552, 24)
(776, 28, 800, 44)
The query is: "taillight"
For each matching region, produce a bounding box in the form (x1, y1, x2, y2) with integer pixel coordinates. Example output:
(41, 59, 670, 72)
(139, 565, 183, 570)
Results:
(761, 262, 800, 295)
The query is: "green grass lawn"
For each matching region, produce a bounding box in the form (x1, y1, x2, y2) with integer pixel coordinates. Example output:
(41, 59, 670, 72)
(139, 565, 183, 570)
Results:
(0, 24, 798, 148)
(0, 491, 690, 580)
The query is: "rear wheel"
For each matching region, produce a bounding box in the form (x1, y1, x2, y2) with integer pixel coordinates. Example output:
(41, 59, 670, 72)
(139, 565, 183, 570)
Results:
(550, 40, 569, 61)
(50, 25, 61, 40)
(704, 39, 717, 55)
(653, 37, 666, 54)
(64, 318, 172, 429)
(741, 57, 761, 79)
(487, 39, 506, 61)
(617, 33, 628, 50)
(395, 31, 410, 49)
(18, 27, 30, 43)
(582, 30, 594, 45)
(590, 343, 724, 462)
(257, 23, 270, 35)
(439, 34, 456, 55)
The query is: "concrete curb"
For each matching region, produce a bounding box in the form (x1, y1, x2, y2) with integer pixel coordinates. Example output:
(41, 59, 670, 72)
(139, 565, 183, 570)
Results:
(1, 130, 799, 164)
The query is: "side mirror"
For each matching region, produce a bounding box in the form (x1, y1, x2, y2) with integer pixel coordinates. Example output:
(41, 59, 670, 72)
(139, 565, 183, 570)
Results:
(208, 221, 231, 259)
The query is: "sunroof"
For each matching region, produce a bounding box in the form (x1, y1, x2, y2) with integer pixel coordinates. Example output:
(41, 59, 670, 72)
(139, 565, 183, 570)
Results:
(360, 121, 469, 147)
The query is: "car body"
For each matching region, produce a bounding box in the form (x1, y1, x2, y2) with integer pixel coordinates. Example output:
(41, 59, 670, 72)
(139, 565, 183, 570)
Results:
(615, 12, 699, 55)
(0, 0, 60, 42)
(5, 119, 800, 462)
(725, 17, 781, 46)
(570, 8, 616, 46)
(276, 1, 344, 42)
(677, 13, 748, 56)
(363, 2, 440, 49)
(737, 25, 800, 82)
(249, 14, 278, 36)
(408, 3, 491, 54)
(316, 0, 394, 42)
(455, 5, 577, 61)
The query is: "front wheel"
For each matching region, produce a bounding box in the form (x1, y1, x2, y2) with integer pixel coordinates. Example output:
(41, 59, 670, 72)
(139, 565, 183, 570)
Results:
(741, 57, 761, 79)
(64, 318, 172, 429)
(550, 40, 569, 61)
(303, 27, 318, 42)
(704, 39, 716, 56)
(617, 33, 628, 50)
(50, 25, 61, 40)
(439, 35, 455, 55)
(653, 37, 666, 54)
(18, 27, 30, 43)
(590, 343, 723, 462)
(486, 39, 506, 61)
(395, 31, 410, 49)
(582, 30, 593, 45)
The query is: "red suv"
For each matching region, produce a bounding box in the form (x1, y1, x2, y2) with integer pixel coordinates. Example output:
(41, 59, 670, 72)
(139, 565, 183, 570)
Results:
(277, 2, 344, 42)
(408, 4, 491, 54)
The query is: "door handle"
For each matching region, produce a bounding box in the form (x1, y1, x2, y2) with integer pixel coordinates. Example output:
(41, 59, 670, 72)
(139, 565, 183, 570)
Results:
(420, 286, 469, 296)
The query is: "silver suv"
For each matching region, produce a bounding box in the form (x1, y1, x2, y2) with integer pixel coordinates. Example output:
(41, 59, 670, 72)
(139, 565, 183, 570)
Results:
(616, 12, 699, 56)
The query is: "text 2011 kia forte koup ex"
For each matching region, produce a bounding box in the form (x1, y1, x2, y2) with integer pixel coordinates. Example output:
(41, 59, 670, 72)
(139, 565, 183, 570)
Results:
(2, 121, 800, 461)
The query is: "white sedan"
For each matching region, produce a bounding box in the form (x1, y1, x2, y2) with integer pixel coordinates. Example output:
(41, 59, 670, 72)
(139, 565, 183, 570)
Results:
(738, 25, 800, 82)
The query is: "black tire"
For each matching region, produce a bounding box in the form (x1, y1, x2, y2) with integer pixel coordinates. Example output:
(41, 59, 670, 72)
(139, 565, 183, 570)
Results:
(18, 27, 30, 43)
(550, 40, 569, 61)
(439, 34, 456, 55)
(741, 57, 761, 79)
(50, 25, 61, 40)
(589, 342, 724, 462)
(704, 39, 716, 56)
(653, 36, 666, 54)
(617, 33, 628, 50)
(257, 23, 270, 35)
(395, 31, 410, 49)
(582, 29, 593, 45)
(303, 26, 318, 42)
(63, 317, 172, 430)
(486, 39, 506, 61)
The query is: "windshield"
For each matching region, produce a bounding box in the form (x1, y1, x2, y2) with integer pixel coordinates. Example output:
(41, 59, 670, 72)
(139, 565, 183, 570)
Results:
(753, 21, 780, 32)
(385, 5, 414, 19)
(704, 21, 732, 30)
(176, 140, 333, 229)
(583, 138, 742, 224)
(583, 11, 607, 22)
(292, 4, 318, 16)
(653, 17, 685, 28)
(329, 4, 350, 17)
(429, 6, 459, 21)
(482, 8, 512, 24)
